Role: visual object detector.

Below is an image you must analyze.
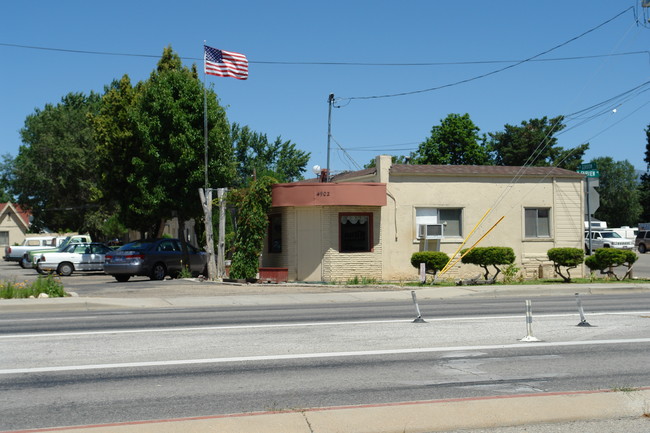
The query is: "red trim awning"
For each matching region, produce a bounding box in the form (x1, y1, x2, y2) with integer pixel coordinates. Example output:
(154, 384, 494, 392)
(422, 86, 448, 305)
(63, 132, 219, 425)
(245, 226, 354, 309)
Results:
(272, 183, 387, 207)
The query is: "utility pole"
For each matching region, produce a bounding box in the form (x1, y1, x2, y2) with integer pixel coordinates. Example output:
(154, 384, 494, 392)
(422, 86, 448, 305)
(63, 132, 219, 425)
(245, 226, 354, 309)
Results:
(326, 93, 334, 177)
(199, 188, 217, 280)
(217, 188, 227, 279)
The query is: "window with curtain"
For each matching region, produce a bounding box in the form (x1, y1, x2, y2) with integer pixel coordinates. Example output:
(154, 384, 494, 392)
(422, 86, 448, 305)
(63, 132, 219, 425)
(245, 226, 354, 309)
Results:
(339, 213, 372, 252)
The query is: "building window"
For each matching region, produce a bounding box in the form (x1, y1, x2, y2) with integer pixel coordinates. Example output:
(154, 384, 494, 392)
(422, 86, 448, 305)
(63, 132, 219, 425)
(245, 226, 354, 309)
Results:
(525, 208, 550, 238)
(0, 231, 8, 246)
(415, 207, 462, 238)
(339, 213, 372, 252)
(439, 209, 462, 237)
(268, 214, 282, 253)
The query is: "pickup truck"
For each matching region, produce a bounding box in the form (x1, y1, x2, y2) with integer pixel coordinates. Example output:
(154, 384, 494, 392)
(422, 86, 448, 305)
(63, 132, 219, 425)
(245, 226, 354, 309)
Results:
(584, 230, 635, 253)
(4, 236, 60, 263)
(22, 234, 92, 270)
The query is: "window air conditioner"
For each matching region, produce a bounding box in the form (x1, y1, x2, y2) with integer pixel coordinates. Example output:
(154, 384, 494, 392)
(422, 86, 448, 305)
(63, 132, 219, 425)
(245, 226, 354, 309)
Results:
(418, 224, 444, 239)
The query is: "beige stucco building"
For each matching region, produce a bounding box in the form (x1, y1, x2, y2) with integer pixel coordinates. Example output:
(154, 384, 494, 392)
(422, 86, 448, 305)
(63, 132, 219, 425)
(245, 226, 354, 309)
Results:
(263, 155, 585, 283)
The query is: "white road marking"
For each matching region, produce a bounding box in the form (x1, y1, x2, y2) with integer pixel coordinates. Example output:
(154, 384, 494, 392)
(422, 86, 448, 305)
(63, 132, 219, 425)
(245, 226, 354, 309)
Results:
(1, 311, 648, 339)
(1, 337, 649, 375)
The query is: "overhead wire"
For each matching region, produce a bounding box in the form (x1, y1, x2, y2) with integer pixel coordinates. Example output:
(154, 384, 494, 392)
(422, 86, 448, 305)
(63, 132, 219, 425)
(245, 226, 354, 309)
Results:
(336, 7, 635, 102)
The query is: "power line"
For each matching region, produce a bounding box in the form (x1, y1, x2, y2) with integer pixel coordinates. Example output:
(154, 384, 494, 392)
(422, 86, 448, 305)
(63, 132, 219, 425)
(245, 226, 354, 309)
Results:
(337, 7, 635, 101)
(1, 44, 647, 68)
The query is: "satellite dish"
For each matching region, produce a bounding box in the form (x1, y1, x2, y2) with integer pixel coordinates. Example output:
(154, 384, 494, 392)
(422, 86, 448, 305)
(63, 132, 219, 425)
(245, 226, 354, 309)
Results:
(312, 165, 321, 175)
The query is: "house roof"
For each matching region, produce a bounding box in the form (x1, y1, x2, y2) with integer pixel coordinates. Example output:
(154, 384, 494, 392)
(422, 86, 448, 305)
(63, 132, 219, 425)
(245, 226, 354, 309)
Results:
(297, 164, 582, 184)
(388, 164, 583, 178)
(0, 202, 31, 229)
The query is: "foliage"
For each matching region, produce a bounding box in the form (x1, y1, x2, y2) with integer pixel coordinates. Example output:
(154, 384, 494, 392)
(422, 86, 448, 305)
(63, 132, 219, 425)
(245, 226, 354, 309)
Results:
(460, 247, 515, 281)
(365, 155, 410, 168)
(547, 247, 584, 283)
(584, 249, 637, 281)
(488, 116, 588, 170)
(591, 157, 642, 227)
(229, 176, 276, 279)
(231, 123, 310, 187)
(0, 154, 15, 202)
(346, 276, 378, 285)
(413, 113, 492, 165)
(502, 263, 521, 284)
(10, 92, 102, 232)
(410, 251, 450, 276)
(639, 125, 650, 222)
(0, 275, 66, 299)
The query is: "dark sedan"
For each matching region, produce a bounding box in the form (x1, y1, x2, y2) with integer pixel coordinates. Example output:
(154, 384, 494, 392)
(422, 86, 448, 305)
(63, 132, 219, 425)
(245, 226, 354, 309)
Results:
(103, 238, 208, 282)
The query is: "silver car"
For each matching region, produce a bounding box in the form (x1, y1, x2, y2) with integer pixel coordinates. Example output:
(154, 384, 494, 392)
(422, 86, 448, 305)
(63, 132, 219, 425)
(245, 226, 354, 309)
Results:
(103, 238, 208, 282)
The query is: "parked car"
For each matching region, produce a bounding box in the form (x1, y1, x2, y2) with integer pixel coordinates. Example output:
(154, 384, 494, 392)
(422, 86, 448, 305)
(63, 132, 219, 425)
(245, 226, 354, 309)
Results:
(103, 238, 208, 282)
(37, 242, 112, 276)
(4, 236, 58, 263)
(635, 230, 650, 253)
(23, 234, 92, 269)
(584, 230, 635, 253)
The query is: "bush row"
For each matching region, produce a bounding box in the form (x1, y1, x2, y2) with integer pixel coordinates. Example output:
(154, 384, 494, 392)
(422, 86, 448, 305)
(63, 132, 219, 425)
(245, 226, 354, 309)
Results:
(411, 246, 638, 283)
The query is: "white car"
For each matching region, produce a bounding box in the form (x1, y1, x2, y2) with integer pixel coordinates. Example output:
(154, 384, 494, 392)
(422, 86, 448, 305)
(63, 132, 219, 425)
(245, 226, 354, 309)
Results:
(37, 242, 113, 276)
(584, 230, 635, 253)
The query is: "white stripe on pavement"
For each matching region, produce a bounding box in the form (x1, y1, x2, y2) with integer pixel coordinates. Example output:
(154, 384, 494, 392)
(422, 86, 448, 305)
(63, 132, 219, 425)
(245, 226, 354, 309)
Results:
(2, 337, 649, 375)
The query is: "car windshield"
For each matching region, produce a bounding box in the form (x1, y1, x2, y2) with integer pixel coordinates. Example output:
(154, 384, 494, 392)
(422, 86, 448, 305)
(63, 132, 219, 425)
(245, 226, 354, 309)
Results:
(117, 241, 155, 252)
(601, 232, 622, 239)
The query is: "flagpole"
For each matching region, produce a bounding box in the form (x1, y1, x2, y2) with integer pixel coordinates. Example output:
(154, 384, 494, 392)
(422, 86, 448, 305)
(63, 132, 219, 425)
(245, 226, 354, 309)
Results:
(203, 42, 209, 191)
(201, 42, 218, 281)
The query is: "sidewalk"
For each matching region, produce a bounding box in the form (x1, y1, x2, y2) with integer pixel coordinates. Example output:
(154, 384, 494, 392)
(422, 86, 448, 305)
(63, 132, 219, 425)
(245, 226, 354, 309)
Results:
(2, 279, 650, 312)
(5, 389, 650, 433)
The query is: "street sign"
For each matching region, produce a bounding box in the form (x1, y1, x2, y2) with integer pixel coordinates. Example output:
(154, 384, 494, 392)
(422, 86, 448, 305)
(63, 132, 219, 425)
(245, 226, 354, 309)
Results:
(578, 163, 596, 170)
(577, 169, 600, 178)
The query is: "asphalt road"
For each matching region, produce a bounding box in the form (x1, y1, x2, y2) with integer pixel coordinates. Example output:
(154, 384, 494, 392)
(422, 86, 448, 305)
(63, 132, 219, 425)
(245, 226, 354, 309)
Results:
(2, 258, 650, 432)
(2, 294, 650, 431)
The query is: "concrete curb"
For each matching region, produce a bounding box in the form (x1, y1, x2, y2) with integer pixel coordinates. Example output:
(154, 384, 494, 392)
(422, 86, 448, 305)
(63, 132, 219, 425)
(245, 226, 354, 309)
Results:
(9, 389, 649, 433)
(2, 282, 650, 312)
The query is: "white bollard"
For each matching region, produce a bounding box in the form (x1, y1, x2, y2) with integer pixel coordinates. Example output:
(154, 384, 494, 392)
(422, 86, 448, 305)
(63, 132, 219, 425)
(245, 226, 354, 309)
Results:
(411, 290, 426, 323)
(520, 299, 541, 342)
(575, 293, 592, 327)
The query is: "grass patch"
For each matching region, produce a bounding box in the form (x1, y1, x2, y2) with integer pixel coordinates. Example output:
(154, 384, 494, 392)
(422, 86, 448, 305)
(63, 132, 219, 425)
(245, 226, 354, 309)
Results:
(0, 274, 67, 299)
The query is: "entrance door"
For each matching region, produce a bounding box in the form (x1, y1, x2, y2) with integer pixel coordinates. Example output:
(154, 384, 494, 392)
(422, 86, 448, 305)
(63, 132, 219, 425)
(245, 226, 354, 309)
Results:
(296, 208, 322, 281)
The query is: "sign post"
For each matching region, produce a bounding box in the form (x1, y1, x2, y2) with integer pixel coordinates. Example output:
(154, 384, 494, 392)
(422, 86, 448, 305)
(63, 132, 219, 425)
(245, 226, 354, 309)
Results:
(577, 164, 600, 255)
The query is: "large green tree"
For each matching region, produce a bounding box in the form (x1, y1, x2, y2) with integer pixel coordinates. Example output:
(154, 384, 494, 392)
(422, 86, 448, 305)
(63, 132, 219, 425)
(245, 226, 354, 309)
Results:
(592, 157, 642, 227)
(11, 92, 102, 232)
(231, 123, 310, 187)
(414, 113, 492, 165)
(489, 116, 588, 170)
(94, 46, 235, 236)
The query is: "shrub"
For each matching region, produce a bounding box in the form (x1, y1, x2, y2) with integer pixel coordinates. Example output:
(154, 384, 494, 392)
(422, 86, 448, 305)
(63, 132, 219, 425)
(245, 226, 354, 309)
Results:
(410, 251, 450, 277)
(460, 247, 515, 281)
(0, 275, 66, 299)
(547, 247, 584, 283)
(585, 249, 637, 280)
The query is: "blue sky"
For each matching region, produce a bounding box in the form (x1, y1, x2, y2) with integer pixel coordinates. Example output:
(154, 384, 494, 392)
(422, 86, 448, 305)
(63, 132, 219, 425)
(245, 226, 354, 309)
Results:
(2, 1, 650, 179)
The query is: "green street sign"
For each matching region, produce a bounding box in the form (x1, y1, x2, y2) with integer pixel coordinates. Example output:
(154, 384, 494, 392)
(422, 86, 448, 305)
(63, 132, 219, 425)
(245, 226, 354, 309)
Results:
(577, 169, 600, 178)
(579, 163, 596, 170)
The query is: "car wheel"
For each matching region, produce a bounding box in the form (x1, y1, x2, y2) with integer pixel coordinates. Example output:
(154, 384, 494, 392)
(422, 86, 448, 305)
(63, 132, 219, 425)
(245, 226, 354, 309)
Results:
(57, 262, 74, 277)
(150, 262, 166, 281)
(640, 244, 647, 254)
(19, 257, 29, 269)
(114, 275, 130, 282)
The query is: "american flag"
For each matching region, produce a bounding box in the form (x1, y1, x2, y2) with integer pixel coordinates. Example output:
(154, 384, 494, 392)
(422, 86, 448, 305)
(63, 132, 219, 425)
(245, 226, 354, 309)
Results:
(204, 46, 248, 80)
